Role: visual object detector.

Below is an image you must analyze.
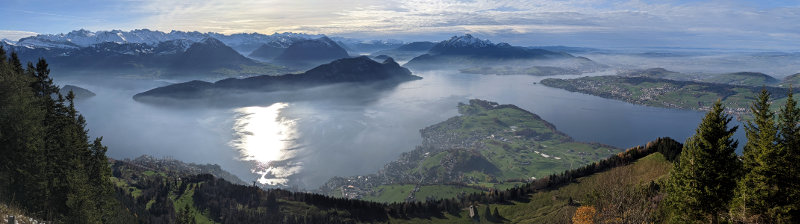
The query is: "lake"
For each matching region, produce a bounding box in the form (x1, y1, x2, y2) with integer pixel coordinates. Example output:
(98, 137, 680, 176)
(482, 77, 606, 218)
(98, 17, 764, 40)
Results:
(63, 69, 745, 189)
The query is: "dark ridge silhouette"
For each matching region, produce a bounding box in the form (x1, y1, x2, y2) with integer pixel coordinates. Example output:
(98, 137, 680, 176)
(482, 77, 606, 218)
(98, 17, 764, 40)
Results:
(133, 56, 419, 100)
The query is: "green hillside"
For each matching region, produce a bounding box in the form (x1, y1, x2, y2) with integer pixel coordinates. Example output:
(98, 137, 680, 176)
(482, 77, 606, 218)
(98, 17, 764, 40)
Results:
(392, 140, 680, 223)
(702, 72, 778, 86)
(620, 68, 779, 86)
(781, 73, 800, 87)
(541, 76, 790, 118)
(321, 99, 620, 202)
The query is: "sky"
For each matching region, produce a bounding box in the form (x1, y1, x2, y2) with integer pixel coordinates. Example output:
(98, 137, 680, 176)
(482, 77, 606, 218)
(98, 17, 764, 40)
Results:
(0, 0, 799, 50)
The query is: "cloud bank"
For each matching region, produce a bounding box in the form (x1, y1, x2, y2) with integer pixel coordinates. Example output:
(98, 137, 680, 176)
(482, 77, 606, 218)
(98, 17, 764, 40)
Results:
(1, 0, 798, 49)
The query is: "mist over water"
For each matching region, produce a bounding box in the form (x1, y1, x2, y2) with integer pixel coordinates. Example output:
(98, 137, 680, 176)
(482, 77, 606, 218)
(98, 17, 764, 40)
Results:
(580, 52, 800, 77)
(59, 52, 759, 189)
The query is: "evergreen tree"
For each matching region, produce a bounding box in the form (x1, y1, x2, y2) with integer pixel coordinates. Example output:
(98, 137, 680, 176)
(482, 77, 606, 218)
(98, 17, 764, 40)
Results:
(732, 88, 799, 222)
(0, 50, 45, 213)
(0, 46, 6, 64)
(731, 89, 784, 222)
(741, 88, 777, 172)
(88, 137, 116, 222)
(666, 100, 740, 223)
(780, 88, 800, 222)
(0, 58, 113, 222)
(177, 205, 196, 224)
(9, 52, 22, 74)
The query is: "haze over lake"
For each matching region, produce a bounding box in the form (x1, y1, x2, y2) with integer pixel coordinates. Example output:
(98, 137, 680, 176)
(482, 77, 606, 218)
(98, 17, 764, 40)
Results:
(58, 66, 744, 188)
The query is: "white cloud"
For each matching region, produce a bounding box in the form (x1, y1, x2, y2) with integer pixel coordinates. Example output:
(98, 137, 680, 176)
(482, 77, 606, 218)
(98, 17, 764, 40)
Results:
(0, 30, 38, 41)
(35, 0, 799, 49)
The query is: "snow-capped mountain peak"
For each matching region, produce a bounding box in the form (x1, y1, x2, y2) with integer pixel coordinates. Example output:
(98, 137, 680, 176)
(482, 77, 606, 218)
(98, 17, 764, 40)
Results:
(440, 34, 493, 48)
(1, 38, 16, 46)
(14, 29, 327, 53)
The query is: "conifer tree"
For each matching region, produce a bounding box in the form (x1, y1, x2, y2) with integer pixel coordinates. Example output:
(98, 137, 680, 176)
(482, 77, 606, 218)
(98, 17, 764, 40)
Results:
(731, 88, 787, 222)
(9, 52, 22, 74)
(666, 100, 740, 223)
(741, 88, 777, 172)
(0, 46, 6, 64)
(177, 205, 196, 224)
(733, 88, 799, 222)
(0, 49, 45, 211)
(1, 58, 111, 222)
(780, 88, 800, 222)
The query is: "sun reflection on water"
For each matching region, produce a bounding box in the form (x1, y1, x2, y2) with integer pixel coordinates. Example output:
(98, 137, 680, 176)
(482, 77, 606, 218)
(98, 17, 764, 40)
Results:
(230, 102, 299, 185)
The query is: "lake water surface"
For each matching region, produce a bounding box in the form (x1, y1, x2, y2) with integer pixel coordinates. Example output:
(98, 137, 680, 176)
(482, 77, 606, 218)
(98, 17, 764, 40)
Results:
(66, 69, 745, 188)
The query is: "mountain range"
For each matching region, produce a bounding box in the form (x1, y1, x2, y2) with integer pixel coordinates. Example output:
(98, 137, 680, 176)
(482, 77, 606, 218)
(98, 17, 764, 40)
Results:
(1, 29, 421, 78)
(11, 29, 323, 54)
(271, 36, 351, 68)
(7, 29, 407, 57)
(2, 36, 283, 79)
(404, 34, 604, 72)
(0, 30, 616, 80)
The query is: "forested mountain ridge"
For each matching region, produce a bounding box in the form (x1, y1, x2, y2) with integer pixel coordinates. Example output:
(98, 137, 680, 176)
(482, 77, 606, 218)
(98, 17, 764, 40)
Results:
(133, 56, 420, 101)
(541, 75, 791, 119)
(619, 68, 780, 86)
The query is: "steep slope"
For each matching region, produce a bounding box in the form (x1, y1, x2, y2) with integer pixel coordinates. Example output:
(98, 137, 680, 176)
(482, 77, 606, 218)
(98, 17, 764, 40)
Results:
(171, 37, 259, 70)
(404, 34, 603, 72)
(247, 42, 288, 60)
(782, 73, 800, 87)
(273, 36, 350, 68)
(133, 56, 420, 101)
(320, 99, 620, 201)
(393, 150, 677, 223)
